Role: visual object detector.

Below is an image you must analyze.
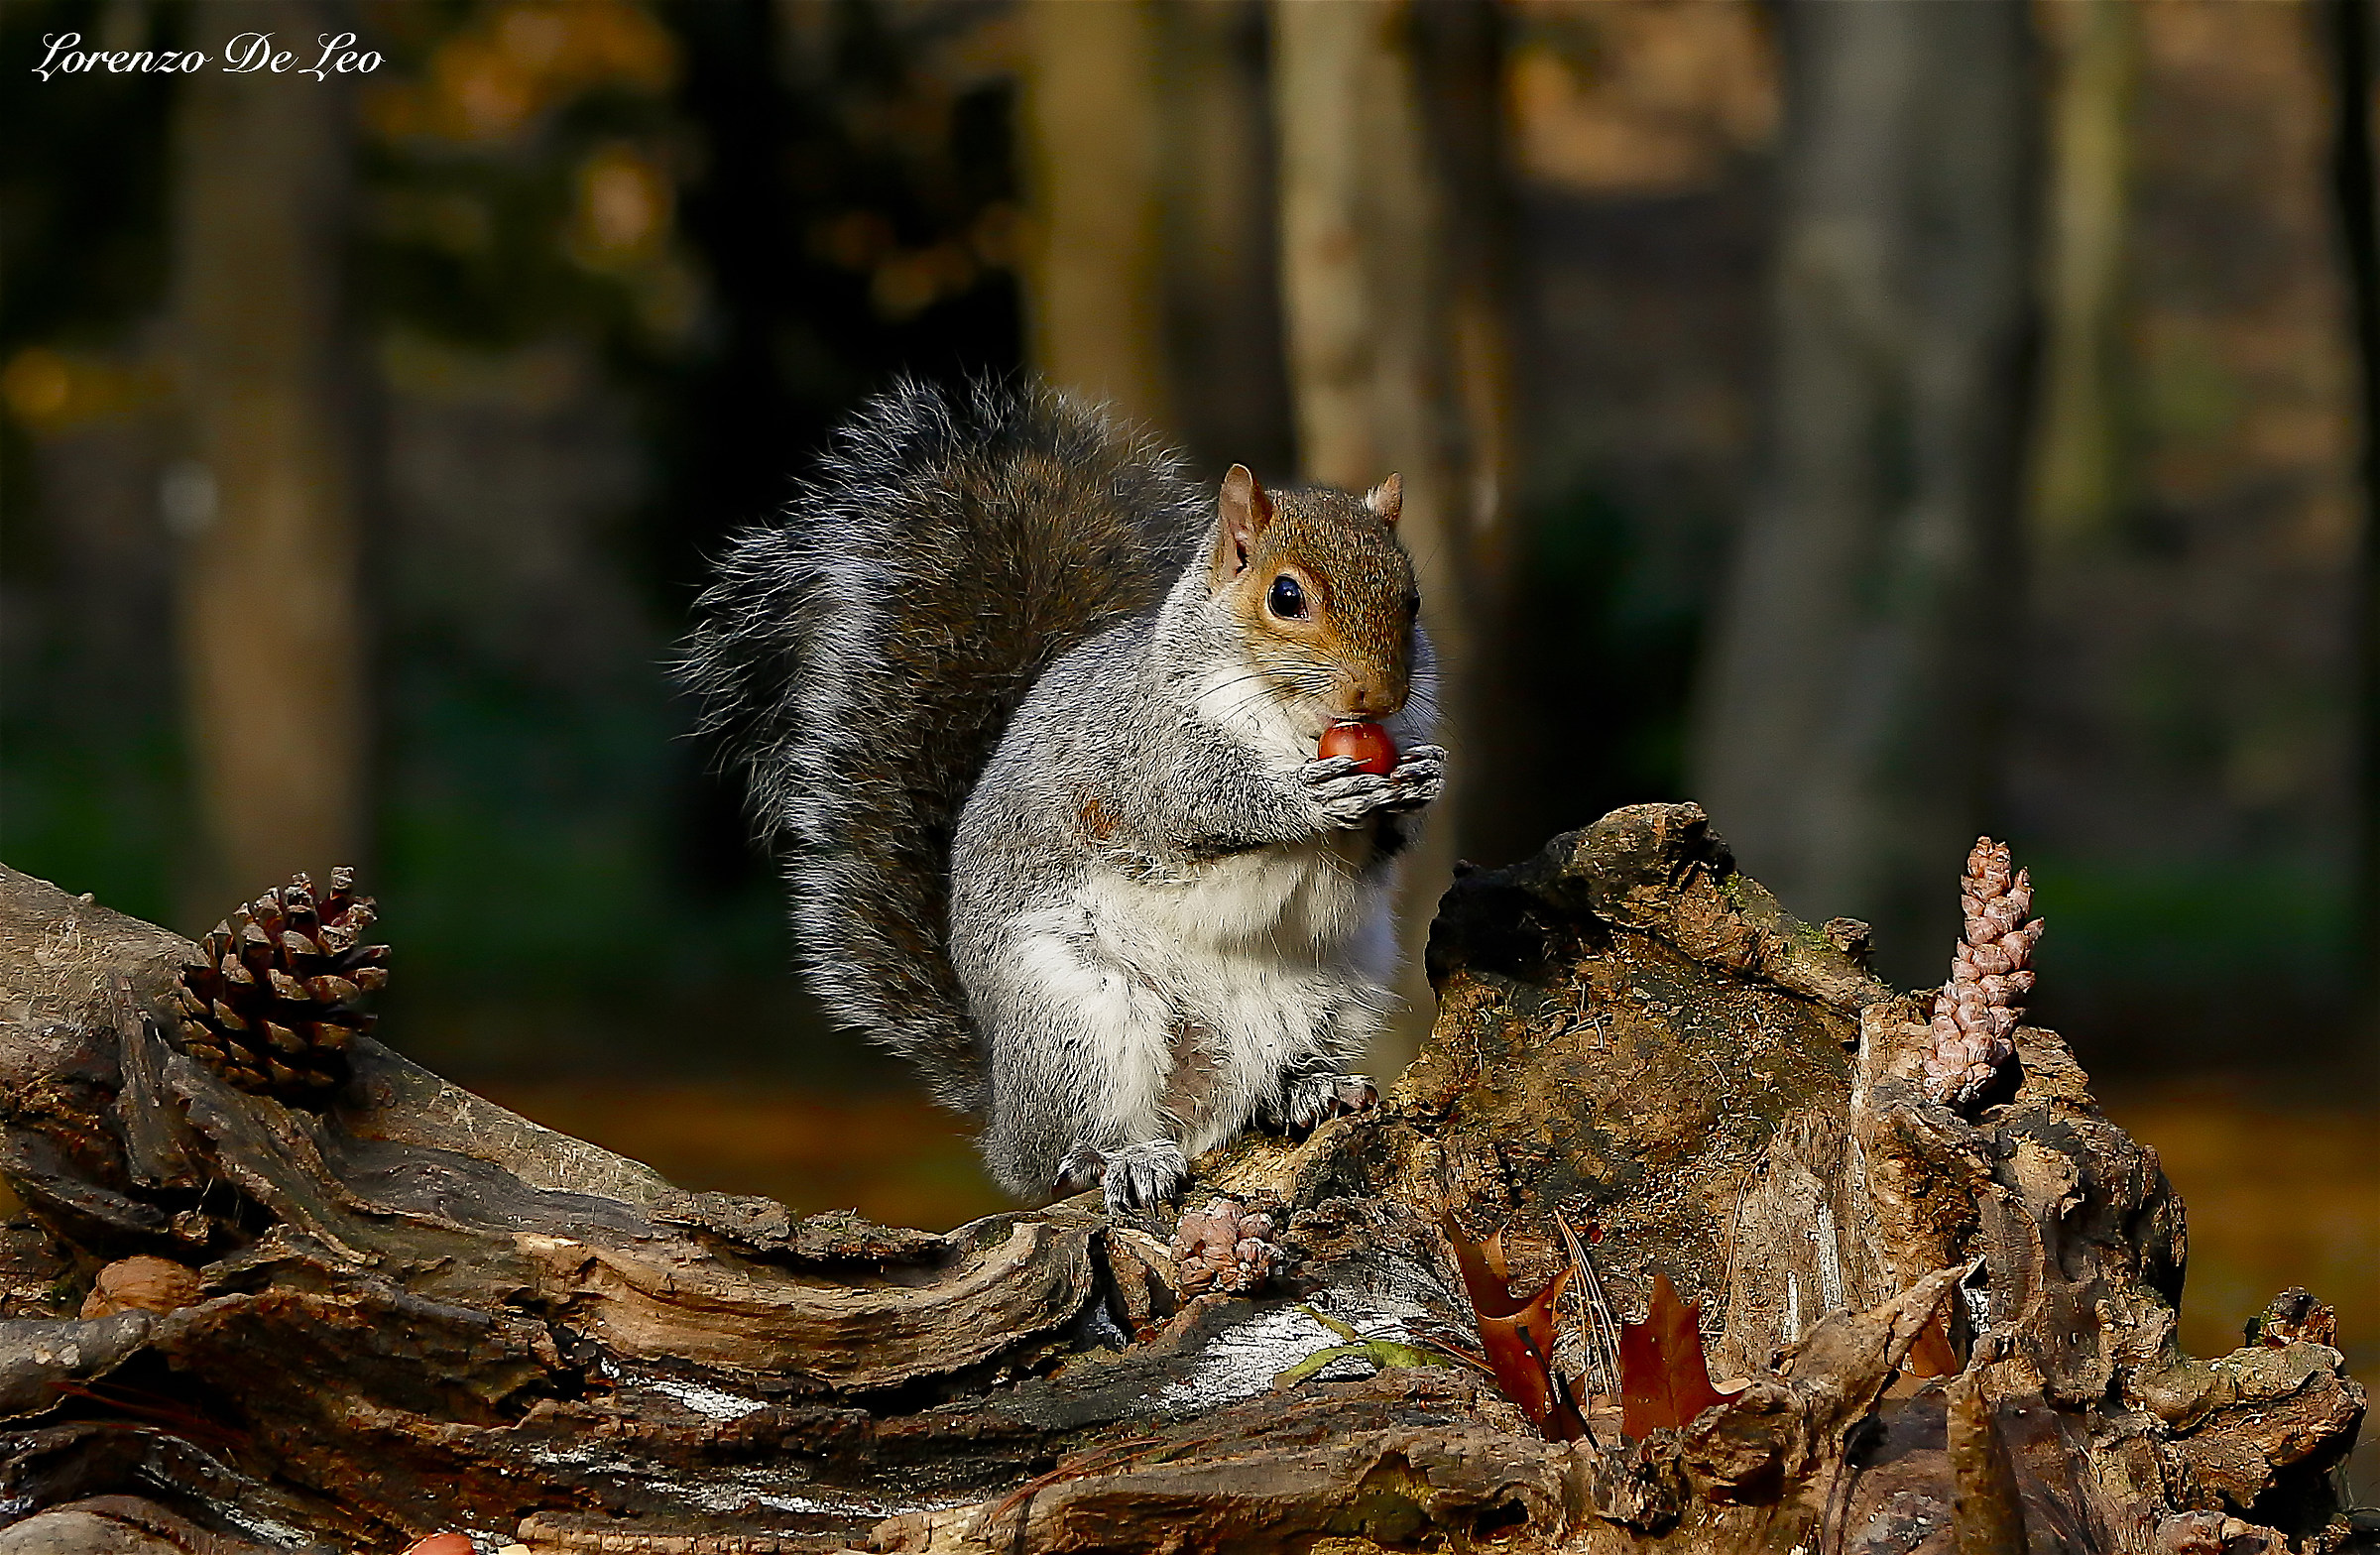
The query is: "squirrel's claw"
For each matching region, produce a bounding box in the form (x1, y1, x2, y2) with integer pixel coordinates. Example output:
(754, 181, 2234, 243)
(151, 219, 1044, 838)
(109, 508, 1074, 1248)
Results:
(1383, 745, 1447, 812)
(1278, 1069, 1378, 1132)
(1054, 1139, 1109, 1198)
(1301, 760, 1395, 828)
(1087, 1138, 1189, 1216)
(1301, 748, 1444, 825)
(1333, 1073, 1381, 1114)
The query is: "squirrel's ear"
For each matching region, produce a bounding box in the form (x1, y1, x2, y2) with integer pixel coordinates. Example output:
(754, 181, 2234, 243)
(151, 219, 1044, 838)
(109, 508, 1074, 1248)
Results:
(1365, 474, 1402, 527)
(1216, 464, 1273, 579)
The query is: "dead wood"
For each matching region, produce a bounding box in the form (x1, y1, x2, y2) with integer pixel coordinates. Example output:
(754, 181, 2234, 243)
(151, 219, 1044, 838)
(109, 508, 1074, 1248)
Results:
(0, 805, 2362, 1554)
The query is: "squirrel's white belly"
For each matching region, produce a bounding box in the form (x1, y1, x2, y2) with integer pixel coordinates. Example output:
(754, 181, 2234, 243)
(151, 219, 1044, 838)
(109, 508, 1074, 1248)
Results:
(1010, 838, 1396, 1156)
(1155, 829, 1385, 948)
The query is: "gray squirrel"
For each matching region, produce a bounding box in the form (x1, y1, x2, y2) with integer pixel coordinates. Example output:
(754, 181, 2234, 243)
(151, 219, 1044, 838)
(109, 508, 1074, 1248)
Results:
(682, 379, 1444, 1214)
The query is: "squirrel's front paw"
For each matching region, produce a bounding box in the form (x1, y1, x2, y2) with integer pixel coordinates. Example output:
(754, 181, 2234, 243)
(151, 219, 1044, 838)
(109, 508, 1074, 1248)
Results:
(1064, 1138, 1189, 1216)
(1300, 756, 1395, 828)
(1279, 1070, 1379, 1132)
(1383, 744, 1447, 812)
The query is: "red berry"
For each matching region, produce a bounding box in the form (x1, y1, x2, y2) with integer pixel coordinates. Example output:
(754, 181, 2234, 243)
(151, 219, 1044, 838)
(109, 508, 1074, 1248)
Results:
(1319, 721, 1397, 777)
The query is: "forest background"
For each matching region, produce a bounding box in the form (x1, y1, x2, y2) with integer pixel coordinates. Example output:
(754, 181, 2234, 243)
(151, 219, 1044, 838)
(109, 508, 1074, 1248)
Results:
(4, 0, 2376, 1491)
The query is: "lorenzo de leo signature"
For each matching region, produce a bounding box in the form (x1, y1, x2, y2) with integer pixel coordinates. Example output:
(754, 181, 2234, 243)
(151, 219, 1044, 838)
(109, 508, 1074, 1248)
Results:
(31, 31, 383, 82)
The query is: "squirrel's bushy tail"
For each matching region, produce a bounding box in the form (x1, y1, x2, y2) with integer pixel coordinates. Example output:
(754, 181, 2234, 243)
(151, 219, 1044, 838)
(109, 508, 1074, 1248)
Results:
(681, 379, 1204, 1109)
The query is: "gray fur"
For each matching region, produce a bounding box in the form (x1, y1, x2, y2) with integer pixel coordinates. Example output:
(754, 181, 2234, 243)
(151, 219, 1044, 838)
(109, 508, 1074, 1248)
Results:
(685, 379, 1443, 1208)
(949, 533, 1441, 1205)
(682, 380, 1201, 1108)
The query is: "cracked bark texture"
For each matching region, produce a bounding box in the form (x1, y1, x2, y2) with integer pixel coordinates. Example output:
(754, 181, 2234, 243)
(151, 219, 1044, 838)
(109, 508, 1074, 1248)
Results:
(0, 806, 2363, 1554)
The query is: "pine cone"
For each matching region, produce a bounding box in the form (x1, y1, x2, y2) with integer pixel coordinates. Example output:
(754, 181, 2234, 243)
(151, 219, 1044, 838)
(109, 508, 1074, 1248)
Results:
(1170, 1195, 1282, 1296)
(170, 867, 387, 1102)
(1923, 837, 2044, 1107)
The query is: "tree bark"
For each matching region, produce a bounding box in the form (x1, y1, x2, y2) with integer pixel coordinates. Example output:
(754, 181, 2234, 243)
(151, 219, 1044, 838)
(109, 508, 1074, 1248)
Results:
(169, 0, 369, 925)
(0, 809, 2360, 1553)
(1689, 0, 2037, 985)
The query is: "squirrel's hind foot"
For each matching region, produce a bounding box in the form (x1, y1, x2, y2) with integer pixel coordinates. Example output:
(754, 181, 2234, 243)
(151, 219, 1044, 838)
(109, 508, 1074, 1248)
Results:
(1275, 1070, 1379, 1133)
(1058, 1138, 1190, 1216)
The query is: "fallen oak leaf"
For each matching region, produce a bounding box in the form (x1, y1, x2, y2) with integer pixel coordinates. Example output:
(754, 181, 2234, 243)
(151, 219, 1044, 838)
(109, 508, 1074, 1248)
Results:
(1441, 1215, 1587, 1440)
(1617, 1270, 1728, 1439)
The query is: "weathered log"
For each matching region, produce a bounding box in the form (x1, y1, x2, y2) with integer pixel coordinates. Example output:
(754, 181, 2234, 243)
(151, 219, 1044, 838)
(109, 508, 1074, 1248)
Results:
(0, 804, 2362, 1554)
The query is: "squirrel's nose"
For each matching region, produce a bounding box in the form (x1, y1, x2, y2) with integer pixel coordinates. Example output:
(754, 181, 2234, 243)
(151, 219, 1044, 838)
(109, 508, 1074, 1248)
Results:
(1343, 678, 1400, 719)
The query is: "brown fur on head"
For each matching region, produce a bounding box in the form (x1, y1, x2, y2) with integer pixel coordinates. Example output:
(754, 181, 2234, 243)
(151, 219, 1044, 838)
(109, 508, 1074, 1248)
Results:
(1208, 465, 1419, 725)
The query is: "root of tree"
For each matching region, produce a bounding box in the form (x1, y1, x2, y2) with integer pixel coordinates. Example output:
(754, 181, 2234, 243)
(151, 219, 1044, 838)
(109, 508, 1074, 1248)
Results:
(0, 805, 2362, 1554)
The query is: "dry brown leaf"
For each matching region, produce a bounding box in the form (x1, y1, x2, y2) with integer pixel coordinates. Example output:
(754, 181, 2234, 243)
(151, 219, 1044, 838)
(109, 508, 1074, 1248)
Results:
(1442, 1216, 1587, 1440)
(1616, 1270, 1727, 1438)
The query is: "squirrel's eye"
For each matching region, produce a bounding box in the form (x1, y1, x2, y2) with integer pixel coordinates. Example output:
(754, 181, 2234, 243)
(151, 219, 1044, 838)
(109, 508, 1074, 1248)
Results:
(1266, 575, 1307, 619)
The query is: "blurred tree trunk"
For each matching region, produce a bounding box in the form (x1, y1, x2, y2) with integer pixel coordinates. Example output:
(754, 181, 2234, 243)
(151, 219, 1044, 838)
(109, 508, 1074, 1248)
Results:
(1025, 0, 1299, 473)
(169, 0, 368, 925)
(1152, 0, 1296, 480)
(2031, 0, 2138, 546)
(1272, 0, 1518, 1067)
(1689, 0, 2036, 984)
(2327, 0, 2380, 1032)
(1020, 0, 1171, 430)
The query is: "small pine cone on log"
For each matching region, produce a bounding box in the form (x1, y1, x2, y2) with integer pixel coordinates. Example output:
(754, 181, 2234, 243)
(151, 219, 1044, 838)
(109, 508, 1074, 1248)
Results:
(170, 867, 387, 1103)
(1923, 837, 2044, 1108)
(1170, 1195, 1282, 1296)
